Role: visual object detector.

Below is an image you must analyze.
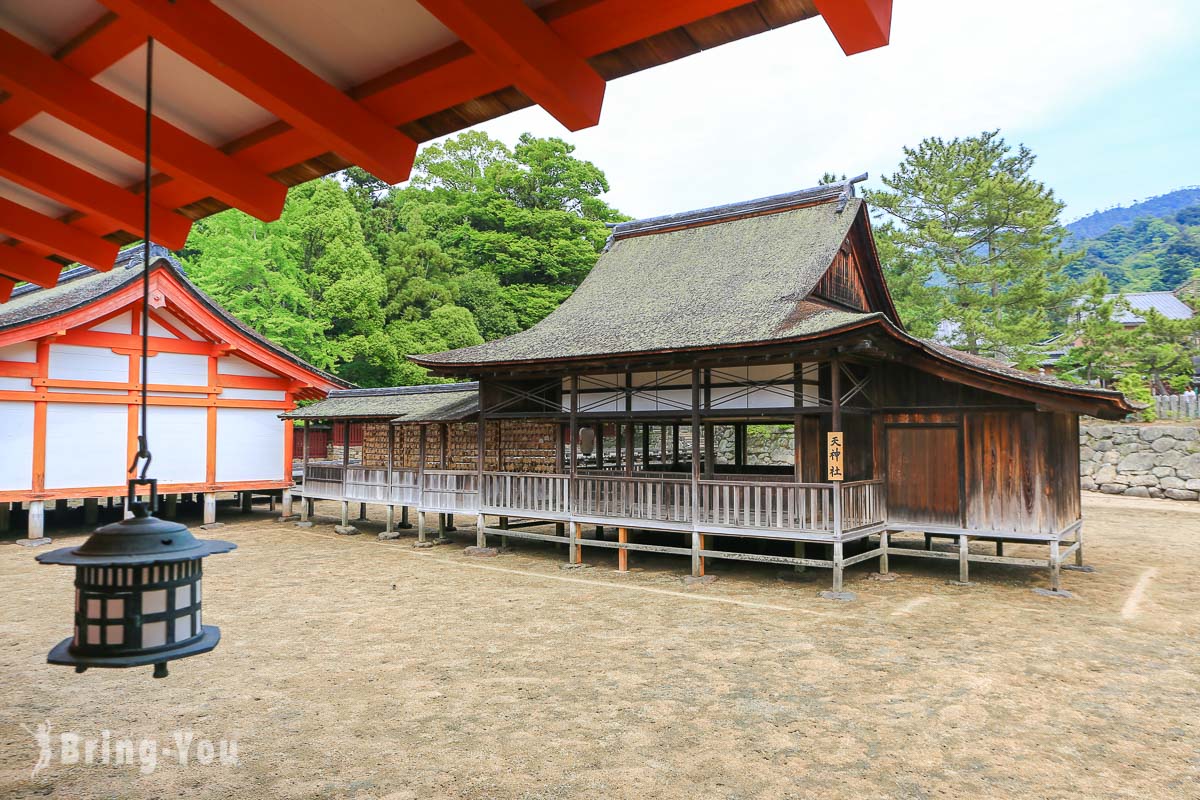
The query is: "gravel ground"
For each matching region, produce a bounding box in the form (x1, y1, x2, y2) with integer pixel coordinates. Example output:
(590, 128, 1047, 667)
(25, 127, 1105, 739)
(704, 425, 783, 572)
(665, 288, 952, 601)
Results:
(0, 493, 1197, 799)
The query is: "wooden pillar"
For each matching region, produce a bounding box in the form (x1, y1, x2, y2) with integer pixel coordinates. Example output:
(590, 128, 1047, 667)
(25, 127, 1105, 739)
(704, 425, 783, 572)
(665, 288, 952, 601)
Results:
(641, 424, 650, 471)
(879, 530, 889, 574)
(340, 420, 351, 502)
(734, 424, 745, 472)
(672, 424, 680, 469)
(568, 375, 579, 563)
(830, 357, 842, 541)
(1049, 539, 1061, 591)
(692, 532, 705, 577)
(477, 401, 486, 549)
(83, 497, 99, 525)
(623, 421, 634, 478)
(385, 505, 395, 534)
(660, 425, 668, 467)
(996, 540, 1004, 557)
(27, 500, 45, 539)
(386, 422, 395, 504)
(594, 422, 604, 469)
(54, 498, 68, 519)
(958, 534, 970, 584)
(301, 497, 311, 521)
(618, 526, 628, 572)
(417, 424, 427, 521)
(690, 368, 701, 531)
(358, 503, 367, 520)
(281, 489, 293, 517)
(570, 521, 582, 564)
(340, 501, 350, 527)
(241, 492, 252, 513)
(203, 493, 216, 525)
(832, 539, 844, 591)
(1075, 526, 1084, 567)
(418, 511, 427, 543)
(160, 495, 174, 520)
(0, 502, 9, 534)
(400, 505, 410, 529)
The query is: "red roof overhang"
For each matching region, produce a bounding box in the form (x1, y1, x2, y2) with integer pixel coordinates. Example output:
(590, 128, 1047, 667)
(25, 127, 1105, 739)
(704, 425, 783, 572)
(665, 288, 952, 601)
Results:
(0, 0, 891, 301)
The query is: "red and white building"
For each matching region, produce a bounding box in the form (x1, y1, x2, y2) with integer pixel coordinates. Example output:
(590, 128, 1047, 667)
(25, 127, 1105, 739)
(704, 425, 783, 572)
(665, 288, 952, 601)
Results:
(0, 245, 346, 537)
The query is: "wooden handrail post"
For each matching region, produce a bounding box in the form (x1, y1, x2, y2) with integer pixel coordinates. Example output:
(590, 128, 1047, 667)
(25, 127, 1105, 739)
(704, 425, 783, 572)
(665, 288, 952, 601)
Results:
(568, 374, 578, 559)
(690, 368, 700, 527)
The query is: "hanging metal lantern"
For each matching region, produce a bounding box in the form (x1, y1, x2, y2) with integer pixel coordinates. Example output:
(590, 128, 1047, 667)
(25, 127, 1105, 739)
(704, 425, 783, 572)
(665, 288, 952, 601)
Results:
(36, 484, 235, 678)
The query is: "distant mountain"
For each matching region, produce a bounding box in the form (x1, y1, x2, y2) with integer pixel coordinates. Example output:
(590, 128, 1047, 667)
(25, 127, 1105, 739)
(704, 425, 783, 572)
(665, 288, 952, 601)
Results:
(1067, 187, 1200, 241)
(1066, 196, 1200, 291)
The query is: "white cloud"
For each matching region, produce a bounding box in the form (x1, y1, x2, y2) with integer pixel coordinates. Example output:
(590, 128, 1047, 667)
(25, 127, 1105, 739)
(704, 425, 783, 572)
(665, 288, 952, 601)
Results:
(451, 0, 1198, 218)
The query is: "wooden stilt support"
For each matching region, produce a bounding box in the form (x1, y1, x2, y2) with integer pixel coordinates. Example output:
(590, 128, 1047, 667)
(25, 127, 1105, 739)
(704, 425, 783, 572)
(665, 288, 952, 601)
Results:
(84, 497, 99, 525)
(571, 521, 582, 564)
(164, 493, 177, 519)
(27, 500, 45, 539)
(832, 539, 844, 591)
(123, 496, 134, 520)
(793, 541, 807, 573)
(203, 493, 217, 525)
(1049, 539, 1061, 592)
(958, 535, 969, 584)
(340, 501, 350, 527)
(692, 532, 705, 577)
(106, 496, 114, 510)
(282, 489, 293, 517)
(879, 531, 889, 574)
(0, 502, 10, 533)
(385, 505, 395, 534)
(358, 502, 368, 521)
(54, 498, 69, 518)
(476, 514, 486, 548)
(241, 492, 253, 513)
(418, 511, 428, 543)
(302, 497, 313, 521)
(400, 506, 411, 529)
(618, 527, 628, 572)
(1075, 526, 1084, 567)
(996, 540, 1004, 557)
(925, 533, 933, 550)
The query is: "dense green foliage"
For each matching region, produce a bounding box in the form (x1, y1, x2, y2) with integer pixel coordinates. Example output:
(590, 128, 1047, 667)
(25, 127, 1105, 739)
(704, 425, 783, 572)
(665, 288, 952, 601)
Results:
(1067, 203, 1200, 291)
(182, 131, 624, 387)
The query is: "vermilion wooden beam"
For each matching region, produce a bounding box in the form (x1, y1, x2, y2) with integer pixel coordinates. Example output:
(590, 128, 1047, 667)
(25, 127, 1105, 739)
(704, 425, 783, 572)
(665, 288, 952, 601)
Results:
(0, 133, 192, 249)
(416, 0, 606, 131)
(0, 278, 14, 303)
(0, 30, 287, 222)
(0, 246, 67, 288)
(812, 0, 892, 55)
(100, 0, 419, 184)
(0, 198, 119, 270)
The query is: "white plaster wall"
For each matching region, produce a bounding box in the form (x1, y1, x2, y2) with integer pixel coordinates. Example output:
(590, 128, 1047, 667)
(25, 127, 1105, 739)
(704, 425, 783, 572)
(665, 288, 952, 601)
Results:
(0, 401, 34, 491)
(146, 406, 208, 484)
(216, 408, 283, 483)
(0, 342, 37, 362)
(154, 310, 204, 340)
(48, 344, 128, 383)
(91, 311, 131, 334)
(0, 377, 32, 391)
(218, 356, 275, 377)
(140, 352, 208, 386)
(45, 403, 128, 490)
(221, 388, 286, 402)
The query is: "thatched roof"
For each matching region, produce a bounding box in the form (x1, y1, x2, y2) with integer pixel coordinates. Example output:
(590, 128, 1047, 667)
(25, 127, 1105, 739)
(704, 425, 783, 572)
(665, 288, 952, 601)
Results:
(414, 187, 882, 369)
(0, 245, 349, 390)
(282, 383, 479, 422)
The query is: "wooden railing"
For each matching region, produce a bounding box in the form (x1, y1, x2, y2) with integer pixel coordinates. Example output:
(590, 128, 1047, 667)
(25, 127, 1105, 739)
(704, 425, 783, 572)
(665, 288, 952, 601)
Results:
(698, 479, 836, 532)
(573, 474, 693, 524)
(481, 472, 570, 518)
(840, 479, 886, 531)
(421, 470, 479, 513)
(300, 464, 886, 537)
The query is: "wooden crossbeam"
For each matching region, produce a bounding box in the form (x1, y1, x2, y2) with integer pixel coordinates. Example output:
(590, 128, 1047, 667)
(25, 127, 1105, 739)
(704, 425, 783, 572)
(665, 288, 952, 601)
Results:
(0, 277, 14, 302)
(0, 30, 287, 222)
(812, 0, 892, 55)
(0, 133, 192, 249)
(416, 0, 606, 130)
(0, 246, 66, 288)
(0, 197, 119, 269)
(101, 0, 419, 184)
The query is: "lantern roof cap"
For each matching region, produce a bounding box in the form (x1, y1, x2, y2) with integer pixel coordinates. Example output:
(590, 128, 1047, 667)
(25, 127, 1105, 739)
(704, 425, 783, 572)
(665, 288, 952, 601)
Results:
(36, 513, 236, 566)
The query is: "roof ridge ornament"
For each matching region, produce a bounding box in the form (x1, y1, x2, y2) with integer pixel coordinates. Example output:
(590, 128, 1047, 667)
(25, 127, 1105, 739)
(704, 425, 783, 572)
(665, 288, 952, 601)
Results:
(836, 173, 869, 213)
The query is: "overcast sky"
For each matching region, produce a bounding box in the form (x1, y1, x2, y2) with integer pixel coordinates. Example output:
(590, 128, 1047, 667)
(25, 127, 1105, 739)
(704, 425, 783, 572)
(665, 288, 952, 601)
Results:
(456, 0, 1200, 223)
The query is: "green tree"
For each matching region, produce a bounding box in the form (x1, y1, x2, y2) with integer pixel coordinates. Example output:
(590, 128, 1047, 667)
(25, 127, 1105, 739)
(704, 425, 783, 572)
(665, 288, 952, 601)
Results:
(1054, 274, 1131, 386)
(867, 131, 1077, 366)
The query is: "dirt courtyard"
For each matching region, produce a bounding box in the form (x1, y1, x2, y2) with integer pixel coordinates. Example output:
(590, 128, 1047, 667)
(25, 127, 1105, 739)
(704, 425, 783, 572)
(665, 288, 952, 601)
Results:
(1, 494, 1197, 799)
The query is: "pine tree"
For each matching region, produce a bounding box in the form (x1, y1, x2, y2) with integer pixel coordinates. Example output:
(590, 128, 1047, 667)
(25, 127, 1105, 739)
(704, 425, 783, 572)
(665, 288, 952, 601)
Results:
(867, 131, 1077, 366)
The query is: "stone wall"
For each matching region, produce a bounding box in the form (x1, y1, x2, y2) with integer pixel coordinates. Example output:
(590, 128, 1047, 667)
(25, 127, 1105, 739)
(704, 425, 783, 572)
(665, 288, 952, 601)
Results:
(1080, 423, 1200, 501)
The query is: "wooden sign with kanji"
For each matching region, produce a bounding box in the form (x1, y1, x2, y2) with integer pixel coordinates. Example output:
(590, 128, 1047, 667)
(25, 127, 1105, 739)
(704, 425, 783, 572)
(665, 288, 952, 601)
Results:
(827, 431, 844, 482)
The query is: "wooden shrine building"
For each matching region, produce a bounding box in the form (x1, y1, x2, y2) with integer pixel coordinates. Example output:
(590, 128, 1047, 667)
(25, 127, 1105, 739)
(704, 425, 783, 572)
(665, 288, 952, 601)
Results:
(294, 181, 1135, 592)
(0, 245, 346, 537)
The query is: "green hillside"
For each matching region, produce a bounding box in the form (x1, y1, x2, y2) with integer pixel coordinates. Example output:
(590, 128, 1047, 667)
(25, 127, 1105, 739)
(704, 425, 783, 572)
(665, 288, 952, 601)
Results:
(1066, 200, 1200, 290)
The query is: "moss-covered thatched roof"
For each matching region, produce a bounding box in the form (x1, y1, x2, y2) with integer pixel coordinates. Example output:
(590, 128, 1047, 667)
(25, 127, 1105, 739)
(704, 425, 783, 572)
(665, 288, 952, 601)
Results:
(282, 383, 478, 421)
(414, 188, 872, 369)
